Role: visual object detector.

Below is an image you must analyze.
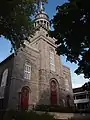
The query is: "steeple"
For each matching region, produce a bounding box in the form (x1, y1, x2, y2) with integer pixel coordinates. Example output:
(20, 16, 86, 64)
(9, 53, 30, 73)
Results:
(40, 1, 44, 12)
(34, 1, 50, 31)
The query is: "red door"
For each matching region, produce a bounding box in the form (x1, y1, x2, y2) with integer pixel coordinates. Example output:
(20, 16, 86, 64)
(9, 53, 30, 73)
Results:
(21, 87, 29, 110)
(50, 81, 57, 105)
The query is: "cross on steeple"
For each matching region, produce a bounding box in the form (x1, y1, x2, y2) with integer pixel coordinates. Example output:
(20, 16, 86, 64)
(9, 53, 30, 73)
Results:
(40, 1, 44, 12)
(34, 0, 50, 31)
(37, 0, 45, 13)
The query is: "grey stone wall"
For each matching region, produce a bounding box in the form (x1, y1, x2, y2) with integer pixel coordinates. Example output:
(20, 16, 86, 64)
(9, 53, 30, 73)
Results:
(0, 54, 14, 109)
(38, 69, 73, 107)
(0, 28, 74, 110)
(62, 65, 74, 107)
(7, 47, 40, 109)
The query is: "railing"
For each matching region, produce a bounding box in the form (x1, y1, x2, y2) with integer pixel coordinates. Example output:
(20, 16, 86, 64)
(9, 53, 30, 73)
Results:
(74, 98, 90, 104)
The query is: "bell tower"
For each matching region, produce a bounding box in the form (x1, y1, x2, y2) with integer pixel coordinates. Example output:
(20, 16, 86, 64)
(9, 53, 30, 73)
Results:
(24, 0, 73, 107)
(34, 1, 50, 31)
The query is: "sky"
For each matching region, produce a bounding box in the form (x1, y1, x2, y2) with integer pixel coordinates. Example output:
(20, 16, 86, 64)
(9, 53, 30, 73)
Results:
(0, 0, 89, 88)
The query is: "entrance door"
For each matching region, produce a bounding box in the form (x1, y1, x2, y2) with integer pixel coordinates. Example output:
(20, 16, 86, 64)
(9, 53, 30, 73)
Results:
(50, 80, 57, 105)
(20, 87, 29, 110)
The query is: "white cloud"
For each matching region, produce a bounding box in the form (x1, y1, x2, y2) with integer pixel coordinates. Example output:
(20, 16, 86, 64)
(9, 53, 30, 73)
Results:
(72, 83, 82, 88)
(71, 72, 89, 88)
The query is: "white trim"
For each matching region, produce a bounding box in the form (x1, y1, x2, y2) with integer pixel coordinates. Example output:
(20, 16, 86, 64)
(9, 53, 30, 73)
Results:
(74, 98, 89, 104)
(0, 86, 5, 99)
(30, 35, 56, 48)
(1, 68, 8, 87)
(24, 64, 31, 80)
(24, 42, 39, 53)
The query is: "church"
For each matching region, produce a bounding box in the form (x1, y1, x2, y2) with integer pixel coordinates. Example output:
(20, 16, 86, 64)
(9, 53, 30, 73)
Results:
(0, 2, 73, 110)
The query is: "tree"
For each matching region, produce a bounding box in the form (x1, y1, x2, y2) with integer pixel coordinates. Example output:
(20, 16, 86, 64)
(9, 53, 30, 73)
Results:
(51, 0, 90, 78)
(82, 82, 90, 91)
(0, 0, 47, 51)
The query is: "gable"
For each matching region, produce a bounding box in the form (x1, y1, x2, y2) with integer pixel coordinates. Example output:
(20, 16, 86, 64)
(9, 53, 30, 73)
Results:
(25, 34, 56, 51)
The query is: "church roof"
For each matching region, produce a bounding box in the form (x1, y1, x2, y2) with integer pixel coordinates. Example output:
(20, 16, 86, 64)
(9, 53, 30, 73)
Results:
(0, 53, 14, 66)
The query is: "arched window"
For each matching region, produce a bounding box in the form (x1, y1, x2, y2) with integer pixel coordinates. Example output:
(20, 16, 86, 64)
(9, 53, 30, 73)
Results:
(50, 80, 57, 105)
(24, 63, 31, 80)
(1, 68, 8, 87)
(20, 87, 30, 110)
(0, 68, 8, 99)
(44, 20, 46, 24)
(40, 20, 43, 24)
(37, 21, 39, 25)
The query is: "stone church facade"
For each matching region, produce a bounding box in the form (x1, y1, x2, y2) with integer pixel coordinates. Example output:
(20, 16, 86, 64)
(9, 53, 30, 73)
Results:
(0, 3, 73, 110)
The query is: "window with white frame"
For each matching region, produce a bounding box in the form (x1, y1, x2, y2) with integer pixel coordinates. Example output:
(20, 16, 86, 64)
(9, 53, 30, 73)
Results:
(24, 63, 31, 80)
(50, 50, 55, 72)
(1, 68, 8, 87)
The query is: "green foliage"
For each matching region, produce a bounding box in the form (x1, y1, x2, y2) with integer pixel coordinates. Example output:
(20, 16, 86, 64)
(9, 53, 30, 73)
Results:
(35, 105, 75, 113)
(82, 81, 90, 91)
(0, 0, 36, 51)
(0, 0, 47, 51)
(0, 110, 55, 120)
(51, 0, 90, 78)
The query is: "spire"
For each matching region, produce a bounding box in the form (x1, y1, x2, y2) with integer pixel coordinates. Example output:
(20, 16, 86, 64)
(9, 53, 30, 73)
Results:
(40, 1, 44, 12)
(37, 0, 45, 13)
(34, 0, 50, 31)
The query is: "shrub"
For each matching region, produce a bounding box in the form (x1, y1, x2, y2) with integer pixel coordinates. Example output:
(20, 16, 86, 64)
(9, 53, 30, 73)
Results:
(0, 110, 55, 120)
(35, 105, 75, 113)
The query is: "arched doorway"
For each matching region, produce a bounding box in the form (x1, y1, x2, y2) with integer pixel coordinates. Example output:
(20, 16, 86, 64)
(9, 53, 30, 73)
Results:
(20, 87, 30, 110)
(50, 80, 58, 105)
